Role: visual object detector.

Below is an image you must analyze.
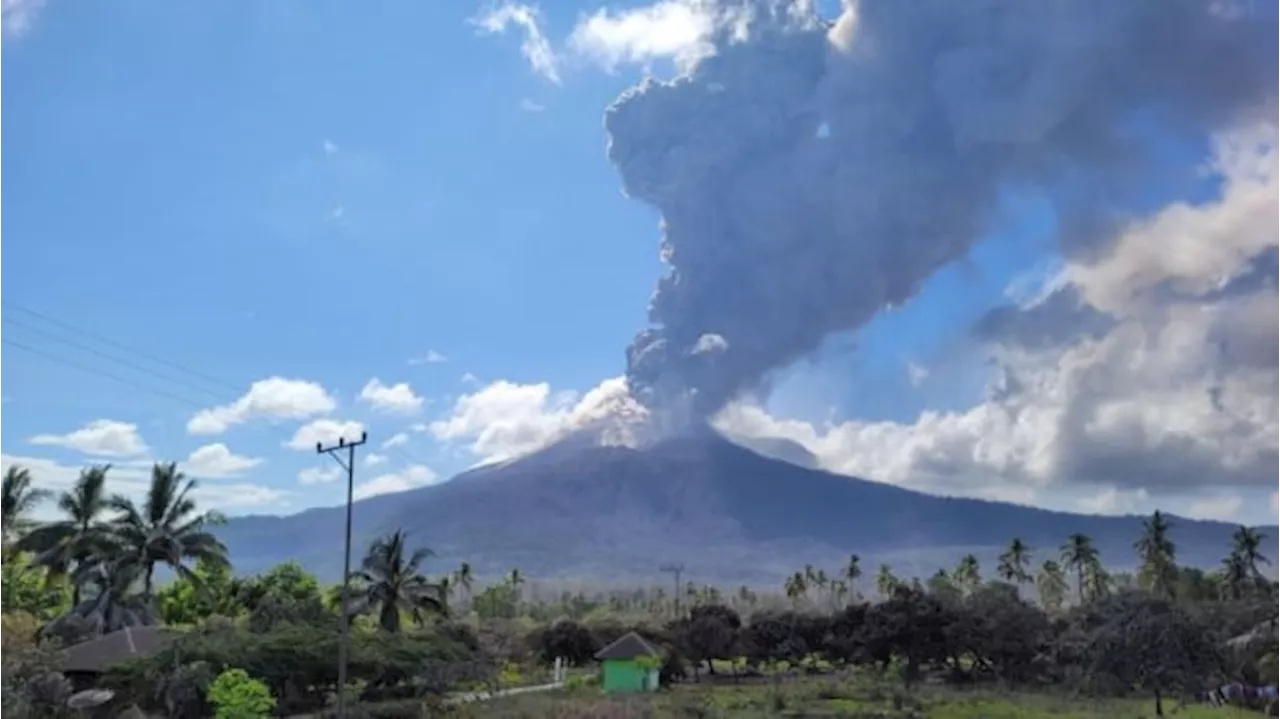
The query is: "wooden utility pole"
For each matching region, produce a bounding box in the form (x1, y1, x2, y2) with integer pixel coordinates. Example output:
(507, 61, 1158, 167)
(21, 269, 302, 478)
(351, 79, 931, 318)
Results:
(316, 431, 369, 719)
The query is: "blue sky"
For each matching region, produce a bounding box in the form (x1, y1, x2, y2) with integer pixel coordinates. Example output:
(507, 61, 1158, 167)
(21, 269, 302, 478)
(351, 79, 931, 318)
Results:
(4, 0, 1274, 525)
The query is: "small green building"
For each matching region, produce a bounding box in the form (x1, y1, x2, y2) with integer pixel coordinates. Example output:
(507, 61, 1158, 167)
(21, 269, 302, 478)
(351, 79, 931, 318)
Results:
(595, 631, 662, 694)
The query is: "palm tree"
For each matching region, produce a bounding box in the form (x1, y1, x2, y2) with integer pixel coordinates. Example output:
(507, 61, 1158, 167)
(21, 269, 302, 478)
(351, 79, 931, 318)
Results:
(109, 463, 229, 596)
(2, 465, 51, 545)
(997, 538, 1033, 585)
(45, 558, 157, 637)
(784, 572, 806, 606)
(1035, 560, 1068, 613)
(843, 554, 862, 601)
(350, 529, 447, 632)
(1135, 510, 1178, 599)
(875, 564, 899, 597)
(452, 561, 475, 604)
(1230, 526, 1269, 578)
(17, 465, 114, 604)
(1061, 533, 1100, 605)
(507, 568, 524, 607)
(953, 554, 981, 595)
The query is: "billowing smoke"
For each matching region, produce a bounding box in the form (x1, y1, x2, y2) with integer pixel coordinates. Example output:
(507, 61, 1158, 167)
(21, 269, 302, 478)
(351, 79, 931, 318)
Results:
(606, 0, 1277, 421)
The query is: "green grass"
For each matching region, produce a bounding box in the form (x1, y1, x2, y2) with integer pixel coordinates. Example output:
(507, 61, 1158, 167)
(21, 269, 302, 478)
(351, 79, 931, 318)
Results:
(461, 671, 1254, 719)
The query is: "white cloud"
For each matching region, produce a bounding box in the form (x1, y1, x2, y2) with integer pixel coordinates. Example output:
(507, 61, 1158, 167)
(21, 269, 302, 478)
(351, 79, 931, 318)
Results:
(358, 378, 425, 415)
(691, 333, 729, 355)
(323, 139, 339, 155)
(187, 377, 336, 435)
(519, 99, 547, 113)
(363, 453, 389, 467)
(353, 464, 439, 501)
(298, 465, 343, 485)
(184, 443, 264, 478)
(1187, 494, 1245, 522)
(713, 124, 1278, 506)
(567, 0, 724, 72)
(906, 361, 929, 388)
(2, 0, 45, 38)
(409, 350, 448, 365)
(381, 432, 410, 450)
(0, 454, 284, 517)
(1077, 487, 1150, 516)
(473, 3, 561, 83)
(430, 377, 647, 464)
(460, 372, 481, 386)
(29, 420, 148, 457)
(285, 419, 366, 451)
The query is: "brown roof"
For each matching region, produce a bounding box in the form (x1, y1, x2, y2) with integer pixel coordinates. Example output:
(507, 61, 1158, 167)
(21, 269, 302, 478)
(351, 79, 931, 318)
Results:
(62, 626, 175, 674)
(594, 631, 660, 661)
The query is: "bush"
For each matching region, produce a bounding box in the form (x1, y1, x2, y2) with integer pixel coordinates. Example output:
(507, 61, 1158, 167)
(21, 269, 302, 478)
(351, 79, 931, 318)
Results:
(207, 668, 276, 719)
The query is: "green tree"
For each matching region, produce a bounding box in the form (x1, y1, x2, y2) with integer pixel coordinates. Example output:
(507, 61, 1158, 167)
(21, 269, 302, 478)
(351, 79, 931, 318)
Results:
(1061, 533, 1101, 605)
(46, 559, 157, 636)
(16, 465, 113, 604)
(1, 552, 69, 620)
(109, 462, 229, 596)
(952, 554, 982, 596)
(207, 668, 276, 719)
(997, 538, 1033, 585)
(2, 465, 50, 546)
(875, 564, 899, 598)
(1135, 510, 1178, 600)
(349, 529, 447, 632)
(842, 554, 862, 602)
(1035, 560, 1068, 613)
(157, 557, 241, 625)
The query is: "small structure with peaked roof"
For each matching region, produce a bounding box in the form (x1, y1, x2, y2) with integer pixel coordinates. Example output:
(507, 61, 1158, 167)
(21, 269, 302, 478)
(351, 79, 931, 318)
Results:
(594, 631, 661, 694)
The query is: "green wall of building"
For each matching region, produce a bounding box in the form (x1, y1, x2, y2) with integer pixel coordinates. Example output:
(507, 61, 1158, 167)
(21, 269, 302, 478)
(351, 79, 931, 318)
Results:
(601, 659, 656, 693)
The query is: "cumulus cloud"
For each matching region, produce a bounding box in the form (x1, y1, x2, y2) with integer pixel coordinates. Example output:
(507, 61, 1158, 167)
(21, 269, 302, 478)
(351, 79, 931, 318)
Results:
(1, 454, 284, 516)
(473, 3, 561, 83)
(29, 420, 148, 457)
(358, 378, 425, 414)
(2, 0, 45, 38)
(381, 433, 410, 450)
(364, 452, 389, 467)
(714, 125, 1278, 511)
(354, 465, 439, 500)
(285, 419, 366, 451)
(298, 465, 342, 485)
(430, 377, 648, 464)
(906, 361, 929, 388)
(567, 0, 730, 72)
(187, 377, 336, 435)
(184, 443, 264, 478)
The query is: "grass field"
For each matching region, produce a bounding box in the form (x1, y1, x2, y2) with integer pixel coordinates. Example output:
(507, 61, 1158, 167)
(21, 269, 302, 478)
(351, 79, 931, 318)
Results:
(456, 671, 1257, 718)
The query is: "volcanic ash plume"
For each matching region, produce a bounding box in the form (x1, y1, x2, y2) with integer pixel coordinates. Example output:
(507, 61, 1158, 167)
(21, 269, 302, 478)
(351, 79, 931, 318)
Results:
(605, 0, 1277, 421)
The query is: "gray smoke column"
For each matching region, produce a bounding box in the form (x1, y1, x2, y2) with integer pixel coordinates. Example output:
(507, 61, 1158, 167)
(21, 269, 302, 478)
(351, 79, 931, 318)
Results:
(605, 0, 1276, 420)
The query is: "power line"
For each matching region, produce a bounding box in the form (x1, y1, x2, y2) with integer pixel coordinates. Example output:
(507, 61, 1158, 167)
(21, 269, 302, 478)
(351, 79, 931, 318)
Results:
(3, 315, 228, 401)
(3, 303, 242, 393)
(1, 338, 208, 409)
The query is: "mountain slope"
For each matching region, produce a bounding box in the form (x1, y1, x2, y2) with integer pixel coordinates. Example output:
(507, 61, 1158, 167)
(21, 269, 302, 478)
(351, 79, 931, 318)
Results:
(217, 432, 1272, 584)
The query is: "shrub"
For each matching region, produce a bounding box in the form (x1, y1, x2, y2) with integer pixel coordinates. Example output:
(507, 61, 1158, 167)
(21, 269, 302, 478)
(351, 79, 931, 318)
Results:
(207, 668, 276, 719)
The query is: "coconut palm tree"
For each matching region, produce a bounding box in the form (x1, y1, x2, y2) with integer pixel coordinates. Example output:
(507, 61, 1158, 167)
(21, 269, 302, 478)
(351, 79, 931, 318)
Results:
(2, 465, 50, 546)
(350, 529, 447, 632)
(875, 564, 899, 597)
(843, 554, 862, 601)
(1035, 560, 1068, 613)
(953, 554, 982, 595)
(452, 561, 474, 604)
(108, 462, 229, 596)
(1135, 510, 1178, 599)
(1061, 533, 1100, 605)
(1230, 526, 1269, 578)
(45, 558, 157, 638)
(17, 465, 114, 604)
(997, 538, 1033, 585)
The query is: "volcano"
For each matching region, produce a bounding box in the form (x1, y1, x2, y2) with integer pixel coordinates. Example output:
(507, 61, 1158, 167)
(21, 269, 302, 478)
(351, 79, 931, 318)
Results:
(217, 430, 1273, 584)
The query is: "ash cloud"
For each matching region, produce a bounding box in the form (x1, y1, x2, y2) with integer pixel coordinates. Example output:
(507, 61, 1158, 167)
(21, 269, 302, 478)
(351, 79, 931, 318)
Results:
(606, 0, 1277, 419)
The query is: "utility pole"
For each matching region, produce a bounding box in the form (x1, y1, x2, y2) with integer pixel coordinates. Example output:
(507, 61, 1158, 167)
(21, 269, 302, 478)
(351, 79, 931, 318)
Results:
(317, 431, 368, 719)
(659, 563, 685, 619)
